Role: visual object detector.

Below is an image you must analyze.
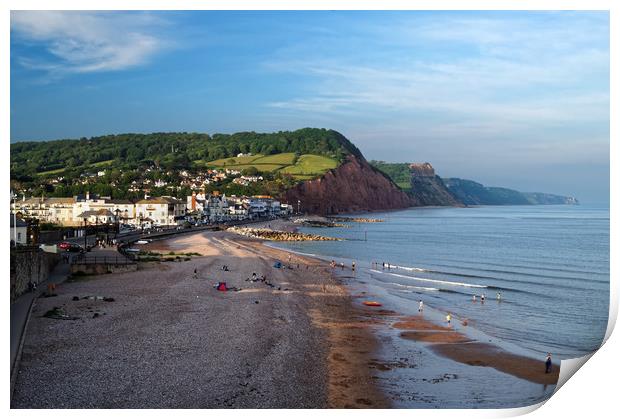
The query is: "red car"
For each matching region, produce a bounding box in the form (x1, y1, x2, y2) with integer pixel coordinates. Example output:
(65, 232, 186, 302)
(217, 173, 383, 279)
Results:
(58, 241, 72, 250)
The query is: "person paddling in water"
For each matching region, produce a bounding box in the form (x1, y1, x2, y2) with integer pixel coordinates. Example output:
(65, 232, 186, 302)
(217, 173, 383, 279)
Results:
(472, 294, 477, 302)
(545, 353, 552, 373)
(481, 294, 485, 303)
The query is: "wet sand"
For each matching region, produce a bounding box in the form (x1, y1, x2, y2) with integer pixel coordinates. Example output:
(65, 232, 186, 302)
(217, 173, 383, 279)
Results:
(392, 315, 559, 385)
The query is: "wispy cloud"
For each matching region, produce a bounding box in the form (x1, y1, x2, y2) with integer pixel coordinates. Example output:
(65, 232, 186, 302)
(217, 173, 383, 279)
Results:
(264, 13, 609, 134)
(11, 11, 170, 78)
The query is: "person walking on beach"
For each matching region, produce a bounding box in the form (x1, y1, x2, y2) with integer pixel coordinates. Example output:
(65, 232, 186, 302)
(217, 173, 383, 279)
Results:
(352, 261, 356, 271)
(446, 313, 452, 325)
(192, 268, 198, 279)
(340, 262, 344, 270)
(496, 292, 502, 301)
(418, 300, 424, 312)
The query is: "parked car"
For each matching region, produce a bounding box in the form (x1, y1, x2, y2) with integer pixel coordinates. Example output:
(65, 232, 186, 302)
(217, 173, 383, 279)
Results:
(67, 243, 84, 253)
(58, 241, 72, 250)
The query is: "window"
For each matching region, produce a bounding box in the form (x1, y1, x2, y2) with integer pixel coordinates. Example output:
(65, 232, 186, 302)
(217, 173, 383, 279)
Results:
(17, 232, 22, 241)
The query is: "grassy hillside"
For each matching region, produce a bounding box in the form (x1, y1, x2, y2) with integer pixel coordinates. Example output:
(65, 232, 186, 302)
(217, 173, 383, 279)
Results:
(369, 161, 411, 191)
(11, 128, 361, 181)
(206, 152, 338, 180)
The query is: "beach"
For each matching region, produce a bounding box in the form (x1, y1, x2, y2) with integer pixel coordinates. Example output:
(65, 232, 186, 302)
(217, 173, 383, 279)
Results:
(11, 229, 389, 408)
(12, 220, 562, 408)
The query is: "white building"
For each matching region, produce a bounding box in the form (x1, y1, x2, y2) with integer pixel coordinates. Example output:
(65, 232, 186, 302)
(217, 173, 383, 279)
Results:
(203, 194, 229, 222)
(76, 209, 116, 224)
(10, 216, 28, 245)
(135, 196, 187, 226)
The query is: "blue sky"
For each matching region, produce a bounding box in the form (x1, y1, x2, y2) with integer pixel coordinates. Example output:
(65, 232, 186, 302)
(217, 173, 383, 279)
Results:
(10, 11, 609, 203)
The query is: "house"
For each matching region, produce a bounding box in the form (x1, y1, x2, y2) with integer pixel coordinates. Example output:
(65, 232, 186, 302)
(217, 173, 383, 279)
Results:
(187, 192, 207, 213)
(204, 194, 229, 222)
(135, 196, 187, 226)
(228, 202, 250, 220)
(76, 209, 116, 225)
(10, 216, 28, 245)
(12, 196, 76, 226)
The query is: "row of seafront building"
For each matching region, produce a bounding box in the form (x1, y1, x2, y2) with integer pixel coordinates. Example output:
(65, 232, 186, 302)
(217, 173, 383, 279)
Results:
(10, 191, 294, 230)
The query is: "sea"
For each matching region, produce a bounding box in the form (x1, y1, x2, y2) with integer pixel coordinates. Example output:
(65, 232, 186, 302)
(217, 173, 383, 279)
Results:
(271, 204, 610, 408)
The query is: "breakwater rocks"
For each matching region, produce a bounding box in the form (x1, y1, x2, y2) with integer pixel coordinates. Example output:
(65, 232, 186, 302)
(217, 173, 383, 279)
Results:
(328, 216, 384, 223)
(228, 226, 342, 241)
(293, 218, 347, 228)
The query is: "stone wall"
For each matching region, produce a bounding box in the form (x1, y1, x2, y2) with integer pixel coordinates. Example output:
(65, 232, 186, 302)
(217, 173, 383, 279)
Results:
(70, 263, 137, 275)
(10, 248, 61, 303)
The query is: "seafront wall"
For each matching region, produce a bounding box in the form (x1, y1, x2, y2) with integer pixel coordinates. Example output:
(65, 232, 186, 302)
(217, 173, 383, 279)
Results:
(10, 248, 61, 302)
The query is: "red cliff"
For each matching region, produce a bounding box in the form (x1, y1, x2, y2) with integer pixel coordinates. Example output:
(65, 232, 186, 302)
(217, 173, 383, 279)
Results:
(284, 155, 414, 215)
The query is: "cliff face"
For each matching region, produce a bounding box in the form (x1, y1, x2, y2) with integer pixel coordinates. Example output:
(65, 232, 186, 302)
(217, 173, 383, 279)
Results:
(443, 178, 579, 205)
(284, 155, 414, 215)
(409, 163, 463, 207)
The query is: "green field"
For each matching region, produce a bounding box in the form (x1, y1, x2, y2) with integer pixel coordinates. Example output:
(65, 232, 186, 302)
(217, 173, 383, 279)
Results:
(36, 159, 115, 177)
(279, 154, 338, 176)
(251, 153, 297, 165)
(207, 154, 263, 166)
(36, 167, 66, 177)
(206, 153, 338, 180)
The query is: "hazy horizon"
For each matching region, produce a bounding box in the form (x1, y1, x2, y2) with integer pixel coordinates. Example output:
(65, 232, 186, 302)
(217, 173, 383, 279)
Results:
(10, 11, 610, 204)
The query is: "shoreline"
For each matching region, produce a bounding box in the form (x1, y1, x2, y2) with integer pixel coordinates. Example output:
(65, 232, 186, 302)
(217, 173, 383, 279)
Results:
(12, 217, 561, 408)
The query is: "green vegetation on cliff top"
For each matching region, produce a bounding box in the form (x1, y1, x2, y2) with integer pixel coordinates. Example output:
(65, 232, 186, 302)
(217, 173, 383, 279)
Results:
(11, 128, 362, 181)
(205, 152, 338, 180)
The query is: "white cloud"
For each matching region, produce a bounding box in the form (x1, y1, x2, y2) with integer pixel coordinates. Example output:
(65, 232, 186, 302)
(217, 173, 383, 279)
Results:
(11, 11, 169, 76)
(264, 13, 609, 140)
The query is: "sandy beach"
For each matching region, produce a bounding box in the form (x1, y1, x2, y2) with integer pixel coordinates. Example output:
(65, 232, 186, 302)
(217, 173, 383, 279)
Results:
(12, 222, 560, 408)
(11, 229, 389, 408)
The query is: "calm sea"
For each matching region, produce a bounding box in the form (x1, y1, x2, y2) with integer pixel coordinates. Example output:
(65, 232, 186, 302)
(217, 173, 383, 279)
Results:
(274, 205, 610, 360)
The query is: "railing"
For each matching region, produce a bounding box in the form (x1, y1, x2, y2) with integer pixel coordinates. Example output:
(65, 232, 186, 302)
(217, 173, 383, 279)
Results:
(72, 254, 135, 266)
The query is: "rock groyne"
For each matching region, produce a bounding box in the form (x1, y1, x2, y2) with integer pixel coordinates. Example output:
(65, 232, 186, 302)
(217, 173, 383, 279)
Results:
(228, 227, 342, 241)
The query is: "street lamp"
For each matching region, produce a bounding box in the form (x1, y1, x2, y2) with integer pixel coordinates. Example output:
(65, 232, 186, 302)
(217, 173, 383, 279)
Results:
(115, 208, 121, 234)
(83, 217, 88, 250)
(297, 200, 301, 215)
(10, 190, 17, 247)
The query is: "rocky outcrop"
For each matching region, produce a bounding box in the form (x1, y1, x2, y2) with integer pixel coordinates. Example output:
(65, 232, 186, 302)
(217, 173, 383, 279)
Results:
(284, 155, 414, 215)
(408, 163, 463, 207)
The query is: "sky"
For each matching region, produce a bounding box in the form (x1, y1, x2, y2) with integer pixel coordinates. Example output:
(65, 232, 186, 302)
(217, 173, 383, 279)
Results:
(9, 10, 610, 203)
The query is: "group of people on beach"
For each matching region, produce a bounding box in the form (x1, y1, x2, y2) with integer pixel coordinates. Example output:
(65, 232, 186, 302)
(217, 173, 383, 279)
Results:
(471, 292, 502, 303)
(371, 261, 393, 270)
(329, 260, 356, 271)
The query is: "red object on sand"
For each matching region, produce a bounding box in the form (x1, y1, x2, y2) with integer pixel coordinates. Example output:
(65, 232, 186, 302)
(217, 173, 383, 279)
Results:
(217, 282, 227, 291)
(363, 301, 382, 307)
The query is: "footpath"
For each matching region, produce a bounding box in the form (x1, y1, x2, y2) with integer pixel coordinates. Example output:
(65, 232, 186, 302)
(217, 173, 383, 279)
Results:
(10, 258, 71, 397)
